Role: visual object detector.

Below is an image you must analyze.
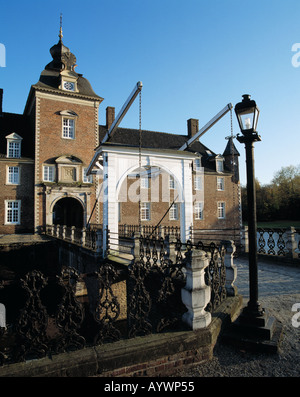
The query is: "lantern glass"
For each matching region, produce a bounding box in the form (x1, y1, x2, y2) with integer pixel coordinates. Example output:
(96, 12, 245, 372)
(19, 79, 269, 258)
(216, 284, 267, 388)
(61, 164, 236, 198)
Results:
(235, 95, 260, 133)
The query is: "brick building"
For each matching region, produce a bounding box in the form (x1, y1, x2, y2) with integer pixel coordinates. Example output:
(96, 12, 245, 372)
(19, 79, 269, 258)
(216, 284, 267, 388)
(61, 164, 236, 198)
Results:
(0, 30, 241, 241)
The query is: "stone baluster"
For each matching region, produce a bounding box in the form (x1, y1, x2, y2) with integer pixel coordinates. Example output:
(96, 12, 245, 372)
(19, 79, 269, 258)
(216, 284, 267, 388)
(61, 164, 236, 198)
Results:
(285, 227, 297, 259)
(96, 229, 102, 254)
(133, 232, 141, 260)
(221, 240, 238, 297)
(81, 227, 86, 247)
(241, 226, 249, 253)
(181, 250, 211, 330)
(71, 226, 75, 243)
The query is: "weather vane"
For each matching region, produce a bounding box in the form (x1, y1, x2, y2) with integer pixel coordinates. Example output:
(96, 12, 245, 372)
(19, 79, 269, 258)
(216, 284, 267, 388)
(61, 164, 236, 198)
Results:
(59, 13, 63, 40)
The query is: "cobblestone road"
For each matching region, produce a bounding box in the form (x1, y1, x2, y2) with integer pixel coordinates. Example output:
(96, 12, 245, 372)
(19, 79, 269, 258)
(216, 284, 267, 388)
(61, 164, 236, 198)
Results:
(234, 256, 300, 299)
(177, 256, 300, 377)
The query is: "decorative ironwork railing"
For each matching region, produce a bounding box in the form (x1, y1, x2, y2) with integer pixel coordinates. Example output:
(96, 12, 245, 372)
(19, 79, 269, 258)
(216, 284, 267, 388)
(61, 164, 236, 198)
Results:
(242, 226, 300, 259)
(0, 234, 236, 367)
(135, 235, 230, 313)
(119, 224, 181, 239)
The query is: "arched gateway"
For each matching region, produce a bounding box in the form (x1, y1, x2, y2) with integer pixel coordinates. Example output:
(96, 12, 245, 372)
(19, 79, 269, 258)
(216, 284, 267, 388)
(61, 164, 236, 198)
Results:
(52, 197, 84, 228)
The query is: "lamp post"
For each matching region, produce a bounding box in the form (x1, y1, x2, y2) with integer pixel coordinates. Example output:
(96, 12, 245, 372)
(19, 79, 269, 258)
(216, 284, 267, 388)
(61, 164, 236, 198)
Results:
(235, 94, 263, 318)
(224, 94, 282, 352)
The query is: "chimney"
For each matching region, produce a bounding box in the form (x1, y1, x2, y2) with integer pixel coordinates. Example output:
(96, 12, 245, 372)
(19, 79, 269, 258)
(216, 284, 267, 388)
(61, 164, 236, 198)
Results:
(106, 106, 115, 129)
(187, 118, 199, 139)
(0, 89, 3, 116)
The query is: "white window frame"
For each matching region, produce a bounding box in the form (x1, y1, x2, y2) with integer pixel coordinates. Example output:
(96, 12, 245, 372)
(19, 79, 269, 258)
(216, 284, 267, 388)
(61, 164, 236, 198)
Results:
(169, 202, 178, 220)
(7, 141, 21, 158)
(62, 117, 75, 139)
(217, 202, 226, 219)
(141, 176, 149, 189)
(217, 177, 225, 191)
(169, 175, 175, 189)
(43, 165, 56, 182)
(141, 202, 151, 221)
(7, 166, 20, 185)
(194, 158, 201, 171)
(194, 202, 204, 220)
(5, 200, 21, 225)
(216, 159, 224, 173)
(83, 168, 93, 184)
(194, 175, 203, 190)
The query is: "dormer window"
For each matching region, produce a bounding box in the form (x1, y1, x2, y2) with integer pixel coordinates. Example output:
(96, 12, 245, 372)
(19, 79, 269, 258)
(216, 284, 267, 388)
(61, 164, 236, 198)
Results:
(216, 159, 224, 173)
(194, 158, 201, 171)
(6, 133, 22, 158)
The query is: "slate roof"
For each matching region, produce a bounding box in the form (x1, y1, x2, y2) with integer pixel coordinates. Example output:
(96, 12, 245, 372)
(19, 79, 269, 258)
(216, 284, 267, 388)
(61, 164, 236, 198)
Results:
(0, 112, 34, 158)
(33, 69, 102, 101)
(28, 35, 103, 101)
(98, 125, 232, 173)
(223, 136, 240, 157)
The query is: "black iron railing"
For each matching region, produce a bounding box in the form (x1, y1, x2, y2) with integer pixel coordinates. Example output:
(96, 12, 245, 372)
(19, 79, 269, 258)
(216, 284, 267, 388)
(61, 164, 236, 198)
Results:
(0, 233, 235, 366)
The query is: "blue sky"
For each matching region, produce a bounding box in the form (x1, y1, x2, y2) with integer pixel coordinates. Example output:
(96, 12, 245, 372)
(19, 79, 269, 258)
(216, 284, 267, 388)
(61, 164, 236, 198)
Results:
(1, 0, 299, 186)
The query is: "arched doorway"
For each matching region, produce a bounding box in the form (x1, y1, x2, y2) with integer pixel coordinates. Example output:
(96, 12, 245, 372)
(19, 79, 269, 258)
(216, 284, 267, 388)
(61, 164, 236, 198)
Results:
(53, 197, 84, 228)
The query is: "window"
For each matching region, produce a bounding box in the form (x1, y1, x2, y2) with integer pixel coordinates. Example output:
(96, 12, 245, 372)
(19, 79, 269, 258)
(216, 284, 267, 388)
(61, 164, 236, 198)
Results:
(169, 203, 178, 220)
(194, 175, 203, 190)
(6, 133, 22, 158)
(43, 165, 55, 182)
(62, 118, 75, 139)
(83, 168, 93, 183)
(216, 159, 224, 173)
(141, 176, 149, 189)
(217, 177, 224, 191)
(7, 166, 20, 184)
(218, 202, 226, 219)
(195, 202, 203, 220)
(8, 141, 21, 158)
(169, 175, 175, 189)
(5, 200, 21, 224)
(194, 158, 201, 171)
(141, 202, 151, 221)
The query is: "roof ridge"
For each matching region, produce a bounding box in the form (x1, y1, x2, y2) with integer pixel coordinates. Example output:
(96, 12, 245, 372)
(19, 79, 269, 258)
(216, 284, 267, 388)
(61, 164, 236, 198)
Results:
(98, 124, 187, 137)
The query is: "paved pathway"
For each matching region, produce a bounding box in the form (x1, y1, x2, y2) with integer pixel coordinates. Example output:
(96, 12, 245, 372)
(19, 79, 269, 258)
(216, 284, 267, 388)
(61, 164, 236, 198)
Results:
(0, 234, 51, 245)
(179, 256, 300, 377)
(233, 256, 300, 299)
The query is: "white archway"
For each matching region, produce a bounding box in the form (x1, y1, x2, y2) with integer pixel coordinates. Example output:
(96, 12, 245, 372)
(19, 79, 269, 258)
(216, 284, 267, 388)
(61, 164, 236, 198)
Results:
(99, 145, 197, 255)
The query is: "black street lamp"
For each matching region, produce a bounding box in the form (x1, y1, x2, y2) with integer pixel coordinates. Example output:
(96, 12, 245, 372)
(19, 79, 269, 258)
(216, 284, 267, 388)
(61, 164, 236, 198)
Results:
(235, 94, 263, 319)
(223, 94, 282, 352)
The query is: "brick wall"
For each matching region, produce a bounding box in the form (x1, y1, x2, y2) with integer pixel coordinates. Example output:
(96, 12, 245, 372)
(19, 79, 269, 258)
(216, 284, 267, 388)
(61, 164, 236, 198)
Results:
(98, 346, 212, 377)
(0, 160, 34, 233)
(34, 94, 100, 230)
(103, 169, 240, 232)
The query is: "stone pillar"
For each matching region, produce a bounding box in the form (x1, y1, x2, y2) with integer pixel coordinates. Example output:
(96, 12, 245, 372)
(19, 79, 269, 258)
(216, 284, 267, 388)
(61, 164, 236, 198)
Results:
(133, 232, 141, 259)
(96, 229, 102, 254)
(221, 240, 238, 297)
(71, 226, 75, 243)
(285, 227, 297, 259)
(180, 159, 194, 243)
(241, 226, 249, 253)
(82, 227, 86, 247)
(181, 250, 211, 330)
(168, 234, 177, 264)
